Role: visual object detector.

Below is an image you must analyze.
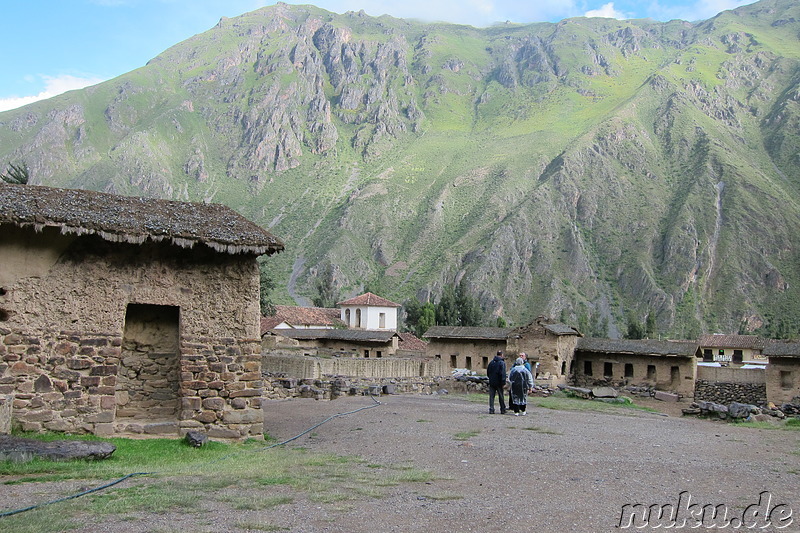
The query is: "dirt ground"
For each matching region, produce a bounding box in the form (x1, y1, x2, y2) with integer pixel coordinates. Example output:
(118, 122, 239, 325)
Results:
(2, 393, 799, 532)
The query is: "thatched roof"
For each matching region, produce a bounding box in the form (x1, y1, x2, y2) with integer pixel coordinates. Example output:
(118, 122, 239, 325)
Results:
(762, 341, 800, 358)
(543, 323, 581, 336)
(0, 183, 283, 256)
(266, 328, 398, 343)
(260, 306, 344, 335)
(422, 326, 514, 340)
(577, 337, 698, 357)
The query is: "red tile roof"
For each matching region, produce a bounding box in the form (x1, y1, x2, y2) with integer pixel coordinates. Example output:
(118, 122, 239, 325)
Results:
(337, 292, 400, 307)
(698, 334, 764, 350)
(398, 332, 428, 351)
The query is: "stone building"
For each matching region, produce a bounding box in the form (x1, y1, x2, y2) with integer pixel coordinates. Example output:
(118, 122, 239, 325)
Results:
(573, 338, 698, 396)
(423, 326, 514, 371)
(506, 317, 581, 386)
(0, 183, 283, 438)
(762, 342, 800, 405)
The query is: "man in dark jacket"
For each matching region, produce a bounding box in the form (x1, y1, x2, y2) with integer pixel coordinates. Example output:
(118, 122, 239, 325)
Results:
(486, 351, 507, 414)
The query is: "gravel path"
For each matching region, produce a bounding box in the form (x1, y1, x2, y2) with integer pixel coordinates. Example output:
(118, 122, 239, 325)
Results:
(2, 393, 799, 532)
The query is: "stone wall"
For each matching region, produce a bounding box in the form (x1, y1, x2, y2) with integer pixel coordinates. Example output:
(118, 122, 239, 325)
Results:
(694, 380, 767, 406)
(263, 375, 450, 400)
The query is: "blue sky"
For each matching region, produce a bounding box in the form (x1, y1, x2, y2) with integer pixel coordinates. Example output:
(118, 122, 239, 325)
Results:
(1, 0, 758, 112)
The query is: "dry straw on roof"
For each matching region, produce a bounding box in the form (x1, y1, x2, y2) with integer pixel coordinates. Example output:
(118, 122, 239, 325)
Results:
(0, 183, 284, 256)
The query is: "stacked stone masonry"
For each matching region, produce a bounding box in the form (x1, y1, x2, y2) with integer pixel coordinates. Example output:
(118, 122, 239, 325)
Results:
(694, 380, 768, 406)
(0, 328, 263, 438)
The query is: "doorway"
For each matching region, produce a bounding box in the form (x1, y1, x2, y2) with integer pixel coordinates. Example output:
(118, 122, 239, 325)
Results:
(117, 304, 180, 424)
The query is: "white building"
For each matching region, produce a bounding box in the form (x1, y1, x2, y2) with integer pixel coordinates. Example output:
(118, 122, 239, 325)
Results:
(337, 292, 400, 331)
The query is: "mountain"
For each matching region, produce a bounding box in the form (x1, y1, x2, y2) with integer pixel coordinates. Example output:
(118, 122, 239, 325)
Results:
(1, 0, 799, 338)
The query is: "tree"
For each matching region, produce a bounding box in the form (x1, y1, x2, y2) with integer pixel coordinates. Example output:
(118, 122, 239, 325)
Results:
(0, 162, 29, 184)
(645, 311, 657, 339)
(258, 260, 277, 316)
(417, 302, 436, 338)
(435, 285, 459, 326)
(403, 298, 437, 337)
(311, 264, 340, 308)
(625, 311, 644, 340)
(455, 281, 482, 326)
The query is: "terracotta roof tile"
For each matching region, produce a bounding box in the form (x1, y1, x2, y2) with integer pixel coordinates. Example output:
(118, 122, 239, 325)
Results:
(698, 334, 765, 350)
(337, 292, 400, 307)
(398, 332, 428, 351)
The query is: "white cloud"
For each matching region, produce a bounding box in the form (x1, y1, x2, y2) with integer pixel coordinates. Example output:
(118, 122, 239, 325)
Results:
(647, 0, 757, 22)
(584, 2, 627, 19)
(0, 74, 105, 113)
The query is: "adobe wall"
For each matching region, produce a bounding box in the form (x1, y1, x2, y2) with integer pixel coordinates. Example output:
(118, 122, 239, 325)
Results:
(0, 229, 264, 438)
(425, 339, 507, 371)
(766, 358, 800, 405)
(508, 328, 578, 385)
(696, 366, 766, 384)
(572, 353, 696, 396)
(262, 351, 448, 379)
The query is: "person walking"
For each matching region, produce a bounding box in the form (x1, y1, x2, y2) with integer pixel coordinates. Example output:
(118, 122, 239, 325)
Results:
(508, 357, 534, 416)
(486, 350, 507, 414)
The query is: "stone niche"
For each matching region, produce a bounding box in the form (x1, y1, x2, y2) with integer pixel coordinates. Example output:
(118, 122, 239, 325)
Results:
(115, 304, 180, 429)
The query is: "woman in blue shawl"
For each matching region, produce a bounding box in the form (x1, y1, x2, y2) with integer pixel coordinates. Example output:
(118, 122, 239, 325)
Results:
(507, 357, 534, 416)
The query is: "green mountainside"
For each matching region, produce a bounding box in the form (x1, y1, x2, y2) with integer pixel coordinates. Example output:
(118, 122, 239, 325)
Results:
(2, 0, 799, 337)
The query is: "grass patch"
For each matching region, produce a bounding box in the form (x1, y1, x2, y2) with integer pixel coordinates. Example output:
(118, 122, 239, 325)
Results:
(424, 492, 464, 501)
(0, 432, 436, 532)
(452, 390, 658, 414)
(235, 522, 290, 532)
(731, 419, 800, 431)
(533, 392, 659, 414)
(522, 426, 562, 435)
(453, 430, 481, 441)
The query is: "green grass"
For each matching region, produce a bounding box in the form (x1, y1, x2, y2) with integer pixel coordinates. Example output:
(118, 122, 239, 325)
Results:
(731, 419, 800, 431)
(0, 432, 437, 532)
(453, 430, 481, 441)
(522, 426, 563, 435)
(452, 391, 659, 414)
